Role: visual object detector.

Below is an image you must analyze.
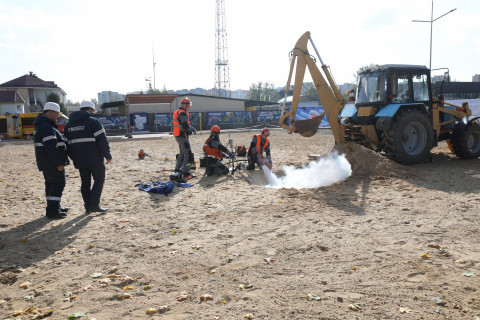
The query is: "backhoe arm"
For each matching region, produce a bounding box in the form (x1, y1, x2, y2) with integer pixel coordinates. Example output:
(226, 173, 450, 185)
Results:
(278, 31, 346, 143)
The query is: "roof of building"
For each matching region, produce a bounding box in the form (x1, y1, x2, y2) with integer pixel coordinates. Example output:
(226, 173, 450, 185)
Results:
(0, 72, 64, 92)
(125, 94, 178, 104)
(0, 90, 26, 103)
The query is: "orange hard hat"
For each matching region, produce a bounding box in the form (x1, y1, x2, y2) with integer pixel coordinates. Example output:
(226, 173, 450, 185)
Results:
(261, 128, 270, 136)
(211, 125, 221, 133)
(181, 98, 191, 106)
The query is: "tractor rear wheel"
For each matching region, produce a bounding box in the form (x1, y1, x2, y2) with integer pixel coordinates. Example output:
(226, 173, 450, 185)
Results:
(384, 109, 433, 164)
(451, 121, 480, 159)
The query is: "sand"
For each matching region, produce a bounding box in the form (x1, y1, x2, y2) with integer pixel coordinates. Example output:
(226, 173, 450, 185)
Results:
(0, 129, 479, 319)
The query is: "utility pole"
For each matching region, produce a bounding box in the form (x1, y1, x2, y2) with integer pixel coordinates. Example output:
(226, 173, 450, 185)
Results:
(152, 42, 156, 91)
(214, 0, 231, 98)
(412, 0, 456, 71)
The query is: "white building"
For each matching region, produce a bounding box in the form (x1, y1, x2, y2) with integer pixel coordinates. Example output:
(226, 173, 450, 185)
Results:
(98, 91, 125, 105)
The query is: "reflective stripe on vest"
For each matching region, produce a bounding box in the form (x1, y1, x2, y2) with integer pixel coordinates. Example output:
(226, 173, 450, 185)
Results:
(172, 108, 190, 137)
(203, 137, 222, 160)
(68, 137, 96, 144)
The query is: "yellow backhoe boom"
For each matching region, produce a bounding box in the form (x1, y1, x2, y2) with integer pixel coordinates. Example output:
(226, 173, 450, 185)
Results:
(278, 31, 346, 143)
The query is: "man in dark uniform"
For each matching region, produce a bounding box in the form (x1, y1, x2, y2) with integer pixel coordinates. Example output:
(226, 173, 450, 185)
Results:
(64, 100, 112, 214)
(33, 102, 70, 219)
(247, 128, 272, 170)
(172, 97, 196, 179)
(203, 125, 235, 176)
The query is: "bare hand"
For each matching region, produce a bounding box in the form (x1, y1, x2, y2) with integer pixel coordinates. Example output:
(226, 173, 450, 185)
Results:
(57, 165, 64, 171)
(106, 159, 112, 164)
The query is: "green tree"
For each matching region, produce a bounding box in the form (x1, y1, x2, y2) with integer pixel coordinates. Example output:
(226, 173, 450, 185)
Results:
(147, 85, 170, 94)
(46, 93, 67, 114)
(246, 81, 280, 102)
(304, 85, 319, 101)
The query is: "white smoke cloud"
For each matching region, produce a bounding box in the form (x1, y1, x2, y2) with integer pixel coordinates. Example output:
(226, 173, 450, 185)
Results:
(263, 151, 352, 189)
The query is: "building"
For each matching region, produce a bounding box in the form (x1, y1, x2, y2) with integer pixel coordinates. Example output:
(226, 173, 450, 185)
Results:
(0, 72, 66, 112)
(473, 74, 480, 82)
(98, 91, 125, 105)
(0, 91, 26, 115)
(99, 93, 274, 135)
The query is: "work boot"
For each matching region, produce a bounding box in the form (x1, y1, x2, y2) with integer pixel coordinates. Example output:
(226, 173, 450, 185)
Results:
(46, 212, 67, 220)
(184, 173, 195, 180)
(89, 206, 108, 213)
(60, 207, 69, 213)
(246, 164, 255, 170)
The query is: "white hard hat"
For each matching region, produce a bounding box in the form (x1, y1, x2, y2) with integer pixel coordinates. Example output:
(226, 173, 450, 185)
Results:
(44, 102, 61, 113)
(80, 100, 96, 111)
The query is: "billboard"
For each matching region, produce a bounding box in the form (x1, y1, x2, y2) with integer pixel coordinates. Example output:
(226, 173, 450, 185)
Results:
(96, 116, 128, 129)
(131, 113, 149, 132)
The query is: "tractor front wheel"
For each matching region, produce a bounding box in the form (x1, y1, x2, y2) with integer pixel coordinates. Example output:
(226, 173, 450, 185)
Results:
(384, 109, 433, 164)
(451, 121, 480, 159)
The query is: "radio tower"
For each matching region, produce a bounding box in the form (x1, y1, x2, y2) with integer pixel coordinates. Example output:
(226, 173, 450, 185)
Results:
(214, 0, 231, 98)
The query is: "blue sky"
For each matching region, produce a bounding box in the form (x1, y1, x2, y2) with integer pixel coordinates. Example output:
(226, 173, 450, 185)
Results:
(1, 0, 479, 103)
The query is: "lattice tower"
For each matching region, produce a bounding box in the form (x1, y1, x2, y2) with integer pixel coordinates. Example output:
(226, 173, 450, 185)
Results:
(214, 0, 231, 97)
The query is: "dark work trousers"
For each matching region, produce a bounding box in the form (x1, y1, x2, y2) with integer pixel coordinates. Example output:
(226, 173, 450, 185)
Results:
(42, 168, 66, 215)
(175, 136, 191, 174)
(79, 164, 105, 210)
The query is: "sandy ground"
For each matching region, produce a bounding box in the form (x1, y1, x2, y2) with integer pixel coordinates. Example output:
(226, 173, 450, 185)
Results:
(0, 129, 479, 320)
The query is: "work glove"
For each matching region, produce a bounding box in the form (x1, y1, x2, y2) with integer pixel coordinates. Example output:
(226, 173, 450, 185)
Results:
(186, 128, 193, 136)
(190, 127, 197, 135)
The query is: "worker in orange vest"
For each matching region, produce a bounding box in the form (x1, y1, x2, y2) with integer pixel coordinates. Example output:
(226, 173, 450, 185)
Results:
(172, 97, 196, 179)
(246, 128, 272, 170)
(203, 125, 234, 176)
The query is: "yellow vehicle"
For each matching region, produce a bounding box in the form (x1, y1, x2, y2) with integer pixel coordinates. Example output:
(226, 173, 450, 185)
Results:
(279, 31, 480, 164)
(1, 112, 68, 139)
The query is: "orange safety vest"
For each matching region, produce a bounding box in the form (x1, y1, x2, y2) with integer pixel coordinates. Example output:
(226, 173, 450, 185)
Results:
(249, 134, 269, 154)
(172, 108, 190, 137)
(203, 137, 222, 160)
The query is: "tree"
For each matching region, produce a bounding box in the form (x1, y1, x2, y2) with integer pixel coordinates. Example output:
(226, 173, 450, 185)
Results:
(304, 85, 319, 101)
(46, 93, 67, 114)
(147, 85, 170, 94)
(246, 81, 280, 102)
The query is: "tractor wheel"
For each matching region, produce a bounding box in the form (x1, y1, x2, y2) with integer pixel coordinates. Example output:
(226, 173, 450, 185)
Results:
(450, 121, 480, 159)
(384, 109, 433, 164)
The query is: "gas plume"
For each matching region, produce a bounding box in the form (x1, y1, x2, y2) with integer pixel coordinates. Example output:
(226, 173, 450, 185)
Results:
(263, 152, 351, 189)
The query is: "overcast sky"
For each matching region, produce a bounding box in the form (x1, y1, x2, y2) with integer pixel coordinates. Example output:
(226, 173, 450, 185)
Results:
(1, 0, 479, 103)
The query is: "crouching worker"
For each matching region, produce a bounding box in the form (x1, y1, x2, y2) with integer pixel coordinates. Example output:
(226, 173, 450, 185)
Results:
(203, 125, 235, 176)
(247, 128, 272, 170)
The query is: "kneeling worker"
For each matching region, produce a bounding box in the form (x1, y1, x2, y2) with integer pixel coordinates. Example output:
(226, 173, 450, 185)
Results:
(247, 128, 272, 170)
(203, 125, 235, 176)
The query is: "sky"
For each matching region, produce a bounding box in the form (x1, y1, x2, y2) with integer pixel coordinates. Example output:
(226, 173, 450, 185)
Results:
(1, 0, 479, 103)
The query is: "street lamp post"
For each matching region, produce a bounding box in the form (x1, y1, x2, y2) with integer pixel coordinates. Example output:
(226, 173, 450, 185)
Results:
(412, 0, 456, 72)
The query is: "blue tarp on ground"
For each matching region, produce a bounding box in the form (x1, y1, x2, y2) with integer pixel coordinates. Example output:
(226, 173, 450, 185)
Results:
(136, 181, 174, 195)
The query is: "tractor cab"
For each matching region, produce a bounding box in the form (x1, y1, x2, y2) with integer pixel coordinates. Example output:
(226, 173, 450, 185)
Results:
(355, 64, 432, 112)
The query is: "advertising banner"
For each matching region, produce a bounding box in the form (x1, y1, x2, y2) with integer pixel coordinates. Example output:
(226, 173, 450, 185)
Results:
(131, 113, 149, 132)
(154, 113, 171, 126)
(294, 106, 330, 128)
(207, 111, 248, 124)
(257, 110, 282, 123)
(189, 112, 200, 125)
(96, 116, 128, 129)
(207, 112, 223, 125)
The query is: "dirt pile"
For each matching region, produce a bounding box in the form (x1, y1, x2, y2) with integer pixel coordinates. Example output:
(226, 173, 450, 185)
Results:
(334, 143, 410, 178)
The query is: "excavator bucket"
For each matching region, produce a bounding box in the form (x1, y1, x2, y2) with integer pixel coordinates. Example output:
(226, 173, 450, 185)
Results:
(293, 113, 325, 137)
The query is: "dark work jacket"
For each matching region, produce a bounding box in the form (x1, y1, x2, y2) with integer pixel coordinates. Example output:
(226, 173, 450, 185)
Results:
(33, 114, 69, 171)
(64, 111, 112, 169)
